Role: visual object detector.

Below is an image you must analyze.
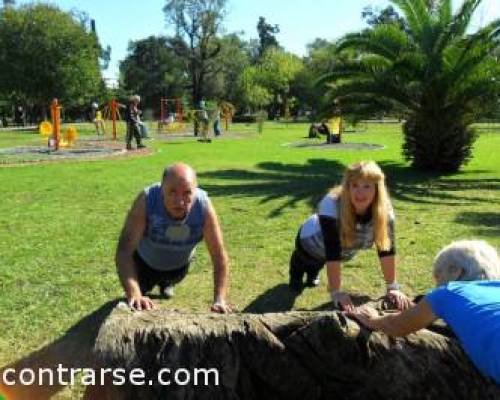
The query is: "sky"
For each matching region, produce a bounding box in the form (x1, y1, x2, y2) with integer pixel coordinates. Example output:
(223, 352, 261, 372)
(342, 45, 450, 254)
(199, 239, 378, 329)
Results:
(15, 0, 500, 83)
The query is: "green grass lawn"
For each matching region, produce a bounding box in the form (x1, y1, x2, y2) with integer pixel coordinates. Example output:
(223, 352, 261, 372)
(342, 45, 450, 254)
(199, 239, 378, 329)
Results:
(1, 121, 499, 381)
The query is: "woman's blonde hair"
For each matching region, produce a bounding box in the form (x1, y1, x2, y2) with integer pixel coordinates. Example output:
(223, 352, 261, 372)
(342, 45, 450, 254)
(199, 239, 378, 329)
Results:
(330, 161, 391, 251)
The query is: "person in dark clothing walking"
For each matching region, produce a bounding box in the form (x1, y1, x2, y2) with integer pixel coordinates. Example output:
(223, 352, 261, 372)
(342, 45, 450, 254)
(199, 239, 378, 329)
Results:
(125, 95, 145, 150)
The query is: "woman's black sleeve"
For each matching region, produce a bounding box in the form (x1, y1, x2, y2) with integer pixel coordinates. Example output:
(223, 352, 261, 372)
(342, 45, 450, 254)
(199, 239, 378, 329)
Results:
(319, 215, 342, 262)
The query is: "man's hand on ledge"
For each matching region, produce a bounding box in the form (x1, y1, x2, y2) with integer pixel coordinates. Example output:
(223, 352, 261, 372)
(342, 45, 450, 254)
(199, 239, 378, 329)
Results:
(211, 299, 234, 314)
(128, 295, 156, 311)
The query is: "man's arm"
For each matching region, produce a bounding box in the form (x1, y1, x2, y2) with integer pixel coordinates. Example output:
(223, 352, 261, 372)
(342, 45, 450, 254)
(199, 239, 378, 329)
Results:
(203, 199, 231, 313)
(350, 299, 437, 337)
(115, 193, 154, 311)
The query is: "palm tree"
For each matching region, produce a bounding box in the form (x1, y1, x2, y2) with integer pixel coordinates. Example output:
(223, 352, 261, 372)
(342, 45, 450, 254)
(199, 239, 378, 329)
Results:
(321, 0, 500, 172)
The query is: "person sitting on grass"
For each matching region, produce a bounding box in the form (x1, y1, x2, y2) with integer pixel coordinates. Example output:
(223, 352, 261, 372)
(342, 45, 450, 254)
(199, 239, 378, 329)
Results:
(115, 162, 232, 313)
(349, 240, 500, 385)
(289, 160, 411, 311)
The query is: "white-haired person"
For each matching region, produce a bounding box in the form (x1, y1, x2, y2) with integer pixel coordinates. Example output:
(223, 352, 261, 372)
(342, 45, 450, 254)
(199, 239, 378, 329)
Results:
(289, 160, 411, 311)
(125, 94, 145, 150)
(350, 240, 500, 385)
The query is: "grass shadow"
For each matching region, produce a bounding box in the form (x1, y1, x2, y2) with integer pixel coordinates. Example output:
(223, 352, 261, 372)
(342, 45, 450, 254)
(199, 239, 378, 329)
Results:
(0, 300, 120, 400)
(454, 212, 500, 237)
(199, 159, 499, 217)
(199, 159, 346, 217)
(243, 284, 300, 313)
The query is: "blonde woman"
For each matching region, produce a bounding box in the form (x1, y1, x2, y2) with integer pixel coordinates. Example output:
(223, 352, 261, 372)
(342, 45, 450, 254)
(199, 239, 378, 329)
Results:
(289, 161, 411, 311)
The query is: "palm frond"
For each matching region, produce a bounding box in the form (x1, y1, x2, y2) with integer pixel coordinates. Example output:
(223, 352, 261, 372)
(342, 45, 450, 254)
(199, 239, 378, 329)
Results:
(317, 56, 391, 85)
(391, 0, 430, 36)
(327, 78, 419, 110)
(438, 0, 452, 26)
(432, 0, 483, 57)
(448, 0, 482, 38)
(336, 26, 408, 60)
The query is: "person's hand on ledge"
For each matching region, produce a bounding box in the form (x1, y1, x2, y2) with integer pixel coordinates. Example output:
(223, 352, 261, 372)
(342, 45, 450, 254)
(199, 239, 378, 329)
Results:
(128, 294, 156, 311)
(211, 299, 234, 314)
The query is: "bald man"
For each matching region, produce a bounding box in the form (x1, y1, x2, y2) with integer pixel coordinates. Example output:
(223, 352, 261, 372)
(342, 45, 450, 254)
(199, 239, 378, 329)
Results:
(116, 163, 231, 313)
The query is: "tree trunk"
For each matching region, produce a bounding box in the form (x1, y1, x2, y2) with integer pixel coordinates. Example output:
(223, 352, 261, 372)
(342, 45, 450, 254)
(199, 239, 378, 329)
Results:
(2, 300, 499, 400)
(88, 303, 499, 400)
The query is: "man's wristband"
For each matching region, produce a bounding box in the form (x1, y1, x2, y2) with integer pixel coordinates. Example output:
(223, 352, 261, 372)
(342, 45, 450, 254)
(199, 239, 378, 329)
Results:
(386, 282, 401, 291)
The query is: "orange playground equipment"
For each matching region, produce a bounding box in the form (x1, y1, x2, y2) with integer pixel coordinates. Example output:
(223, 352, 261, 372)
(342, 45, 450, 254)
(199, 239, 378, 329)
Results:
(101, 98, 121, 140)
(158, 98, 185, 133)
(39, 99, 78, 150)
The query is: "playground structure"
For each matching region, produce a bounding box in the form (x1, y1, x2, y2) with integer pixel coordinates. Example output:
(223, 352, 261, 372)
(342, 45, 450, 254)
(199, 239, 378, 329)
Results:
(38, 98, 122, 150)
(38, 99, 78, 150)
(157, 98, 235, 138)
(157, 98, 185, 134)
(219, 101, 235, 132)
(101, 98, 121, 140)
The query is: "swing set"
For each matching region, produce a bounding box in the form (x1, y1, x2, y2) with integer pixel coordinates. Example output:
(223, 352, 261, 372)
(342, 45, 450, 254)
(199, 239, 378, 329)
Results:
(158, 98, 185, 133)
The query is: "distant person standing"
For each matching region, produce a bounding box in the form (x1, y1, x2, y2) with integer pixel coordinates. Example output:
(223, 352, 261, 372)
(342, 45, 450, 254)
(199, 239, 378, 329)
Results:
(213, 108, 221, 136)
(14, 106, 25, 127)
(125, 95, 145, 150)
(91, 102, 106, 136)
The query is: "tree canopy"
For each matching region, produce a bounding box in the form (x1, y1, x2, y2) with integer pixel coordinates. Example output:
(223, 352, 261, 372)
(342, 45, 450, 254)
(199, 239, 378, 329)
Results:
(0, 3, 104, 112)
(239, 48, 303, 116)
(163, 0, 227, 107)
(257, 16, 280, 58)
(120, 35, 187, 112)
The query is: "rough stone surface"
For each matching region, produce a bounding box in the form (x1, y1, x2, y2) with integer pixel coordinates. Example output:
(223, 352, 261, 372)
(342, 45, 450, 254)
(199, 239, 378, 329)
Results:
(2, 300, 499, 399)
(88, 303, 500, 400)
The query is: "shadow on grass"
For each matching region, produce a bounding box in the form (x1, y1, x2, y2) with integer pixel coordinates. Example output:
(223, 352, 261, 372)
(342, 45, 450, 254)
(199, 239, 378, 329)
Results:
(0, 300, 119, 400)
(243, 284, 300, 313)
(199, 159, 346, 217)
(379, 161, 500, 206)
(454, 212, 500, 237)
(198, 159, 499, 217)
(310, 294, 373, 312)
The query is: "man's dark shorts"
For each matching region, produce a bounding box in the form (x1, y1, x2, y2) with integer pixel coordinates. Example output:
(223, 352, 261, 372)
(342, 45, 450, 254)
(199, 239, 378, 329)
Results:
(134, 252, 189, 294)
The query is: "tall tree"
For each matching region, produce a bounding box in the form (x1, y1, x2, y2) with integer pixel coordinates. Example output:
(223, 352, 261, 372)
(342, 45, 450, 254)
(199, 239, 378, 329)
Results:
(203, 33, 251, 109)
(120, 35, 187, 112)
(239, 48, 303, 116)
(238, 65, 272, 110)
(293, 39, 339, 117)
(163, 0, 226, 107)
(2, 0, 15, 8)
(321, 0, 500, 172)
(257, 16, 279, 58)
(0, 3, 104, 116)
(361, 5, 406, 30)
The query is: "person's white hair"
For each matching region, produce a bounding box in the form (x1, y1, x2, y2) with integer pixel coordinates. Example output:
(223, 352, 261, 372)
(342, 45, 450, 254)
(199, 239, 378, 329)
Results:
(130, 94, 141, 103)
(433, 240, 500, 284)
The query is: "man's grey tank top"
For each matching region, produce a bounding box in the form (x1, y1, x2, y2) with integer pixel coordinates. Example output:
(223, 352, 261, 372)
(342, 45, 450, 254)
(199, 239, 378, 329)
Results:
(137, 183, 209, 271)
